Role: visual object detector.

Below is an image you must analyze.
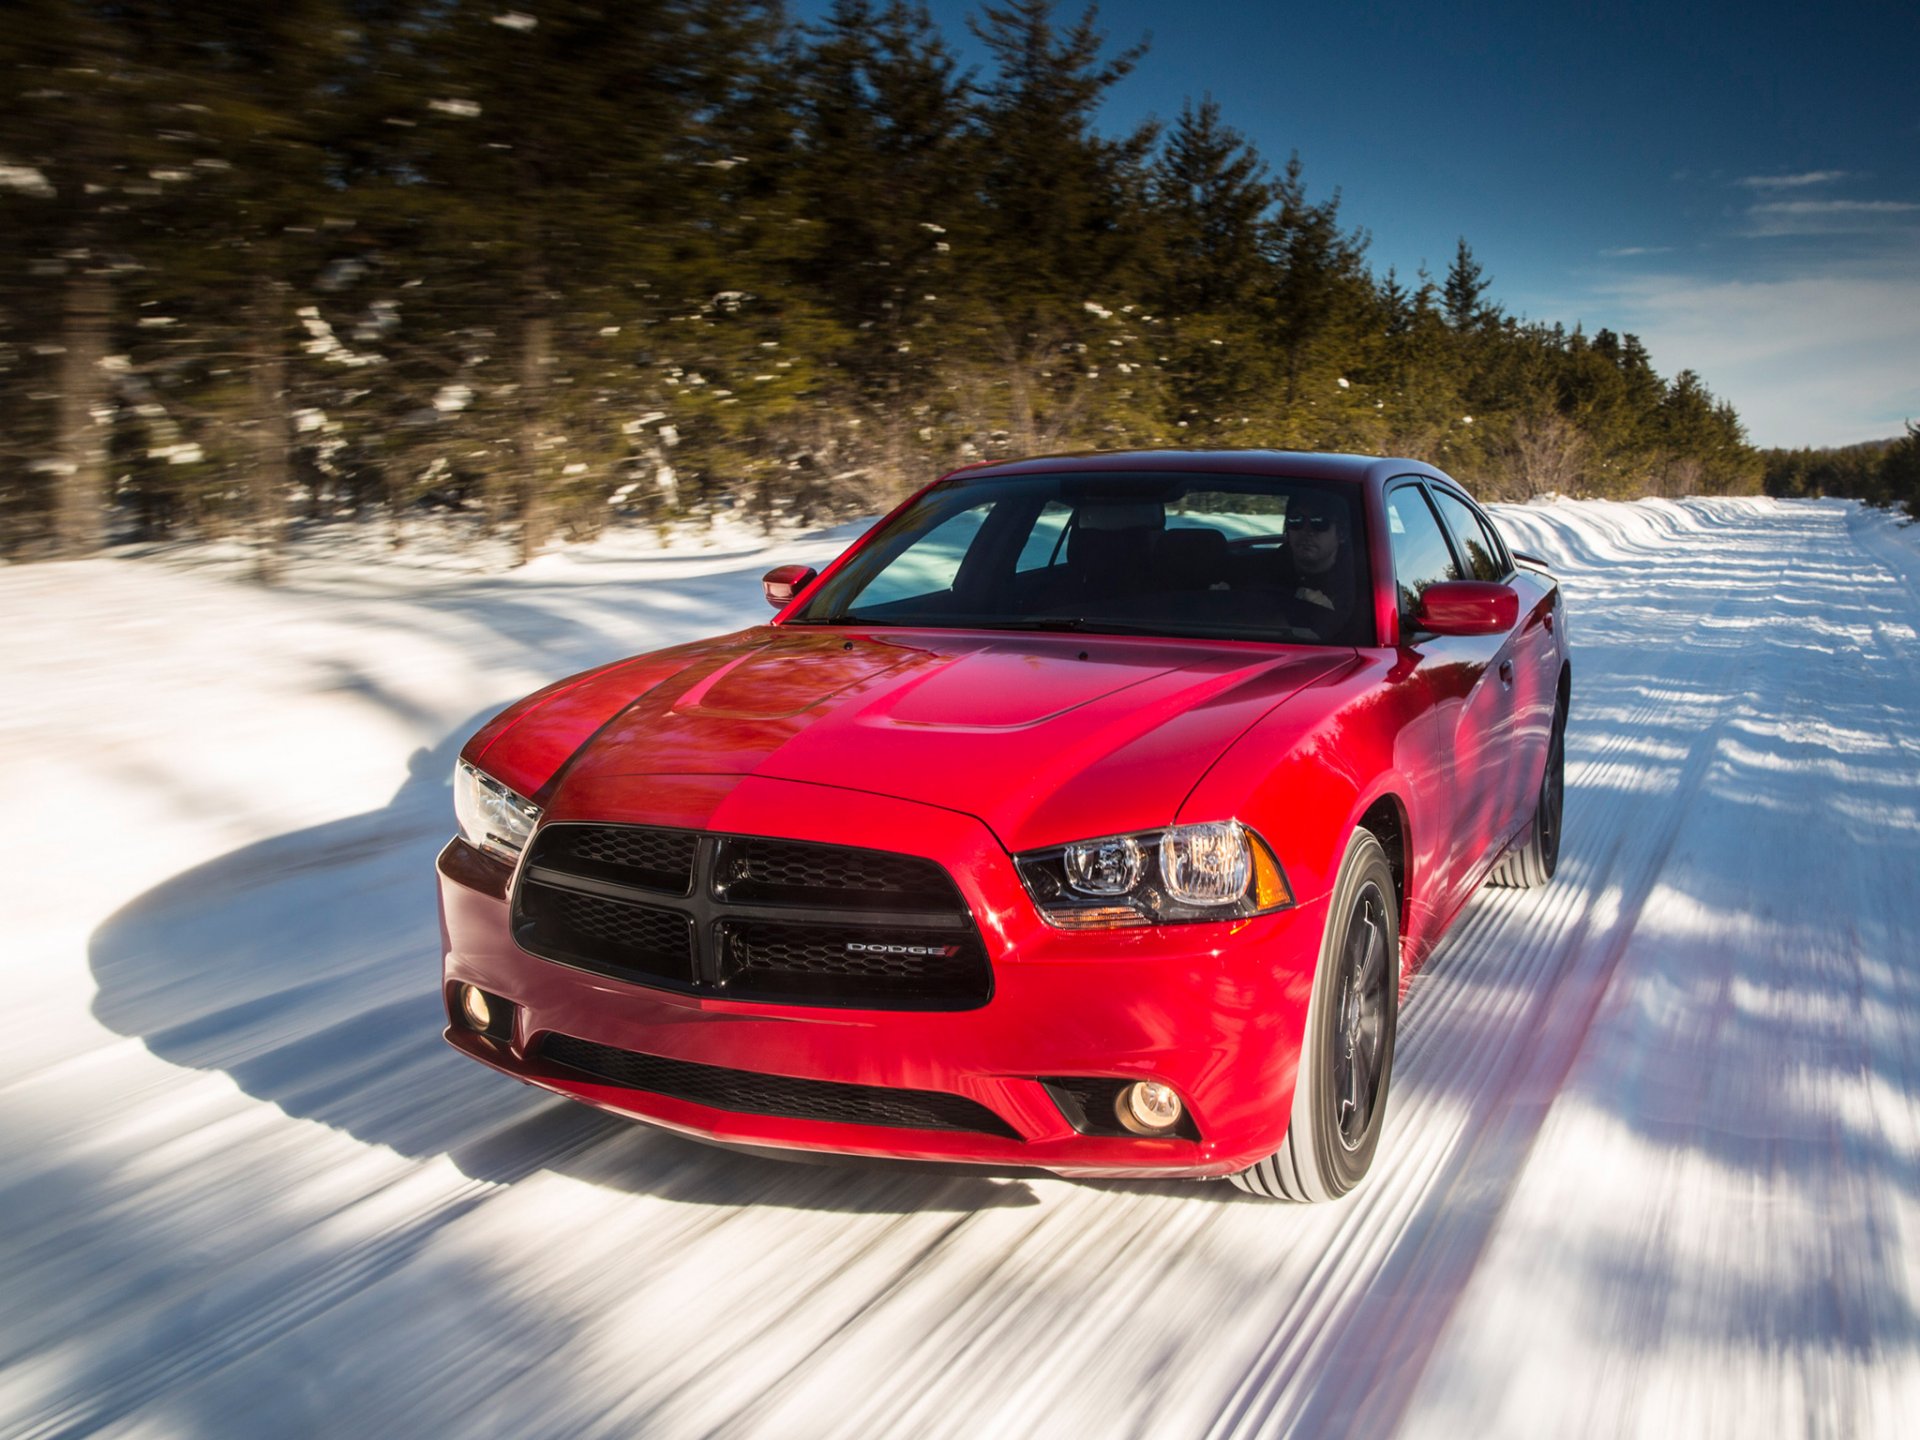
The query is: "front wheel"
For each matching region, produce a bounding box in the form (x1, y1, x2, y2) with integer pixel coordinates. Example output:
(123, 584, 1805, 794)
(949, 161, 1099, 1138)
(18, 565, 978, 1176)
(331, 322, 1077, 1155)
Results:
(1231, 829, 1399, 1202)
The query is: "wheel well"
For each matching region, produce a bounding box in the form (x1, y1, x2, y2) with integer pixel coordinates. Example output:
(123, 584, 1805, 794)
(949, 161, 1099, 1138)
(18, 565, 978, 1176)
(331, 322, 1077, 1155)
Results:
(1558, 661, 1572, 718)
(1356, 795, 1407, 930)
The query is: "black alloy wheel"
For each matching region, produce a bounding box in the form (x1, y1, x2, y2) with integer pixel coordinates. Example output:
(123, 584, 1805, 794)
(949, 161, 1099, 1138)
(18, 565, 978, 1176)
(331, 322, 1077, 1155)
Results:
(1231, 828, 1400, 1202)
(1332, 882, 1392, 1151)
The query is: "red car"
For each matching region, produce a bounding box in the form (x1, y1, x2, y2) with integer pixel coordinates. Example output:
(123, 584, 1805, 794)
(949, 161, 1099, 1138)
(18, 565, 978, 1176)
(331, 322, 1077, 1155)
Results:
(439, 451, 1567, 1200)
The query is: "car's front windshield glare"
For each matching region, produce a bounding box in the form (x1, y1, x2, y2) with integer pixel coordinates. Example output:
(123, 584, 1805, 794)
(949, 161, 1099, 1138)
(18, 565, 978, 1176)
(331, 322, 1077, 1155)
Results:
(790, 472, 1371, 646)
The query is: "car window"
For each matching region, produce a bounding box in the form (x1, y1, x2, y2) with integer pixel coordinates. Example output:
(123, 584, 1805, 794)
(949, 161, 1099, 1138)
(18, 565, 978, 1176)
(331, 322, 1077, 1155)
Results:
(1166, 490, 1289, 541)
(789, 472, 1371, 645)
(1385, 485, 1460, 622)
(1429, 488, 1505, 582)
(843, 506, 987, 608)
(1014, 501, 1073, 573)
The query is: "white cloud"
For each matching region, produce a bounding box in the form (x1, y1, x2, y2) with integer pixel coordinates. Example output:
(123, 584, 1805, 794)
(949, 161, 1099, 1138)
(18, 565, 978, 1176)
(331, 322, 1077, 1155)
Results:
(1743, 199, 1920, 238)
(1736, 171, 1850, 189)
(1751, 200, 1918, 217)
(1570, 266, 1920, 447)
(1599, 246, 1674, 258)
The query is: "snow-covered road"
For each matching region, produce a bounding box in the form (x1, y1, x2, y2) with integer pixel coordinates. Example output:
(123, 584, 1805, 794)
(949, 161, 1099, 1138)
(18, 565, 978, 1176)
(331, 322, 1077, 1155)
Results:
(4, 497, 1918, 1438)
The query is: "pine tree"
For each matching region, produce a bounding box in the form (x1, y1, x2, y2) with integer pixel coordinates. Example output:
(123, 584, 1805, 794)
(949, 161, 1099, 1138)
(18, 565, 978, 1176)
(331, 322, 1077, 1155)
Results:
(1153, 97, 1273, 313)
(1878, 424, 1920, 517)
(1442, 237, 1493, 330)
(1149, 96, 1279, 437)
(88, 0, 369, 577)
(969, 1, 1153, 317)
(962, 0, 1160, 452)
(0, 1, 151, 557)
(383, 0, 783, 558)
(789, 1, 974, 491)
(1265, 154, 1371, 426)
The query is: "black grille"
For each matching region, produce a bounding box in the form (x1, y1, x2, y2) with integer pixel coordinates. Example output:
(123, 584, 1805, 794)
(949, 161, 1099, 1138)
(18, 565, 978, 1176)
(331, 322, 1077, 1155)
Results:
(716, 837, 964, 913)
(512, 824, 991, 1010)
(532, 824, 697, 894)
(515, 885, 695, 987)
(719, 920, 989, 1006)
(541, 1033, 1019, 1137)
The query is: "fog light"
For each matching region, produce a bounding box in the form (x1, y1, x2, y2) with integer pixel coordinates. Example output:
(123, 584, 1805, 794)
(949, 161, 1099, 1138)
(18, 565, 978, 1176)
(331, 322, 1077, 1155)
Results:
(1116, 1081, 1183, 1136)
(458, 984, 492, 1033)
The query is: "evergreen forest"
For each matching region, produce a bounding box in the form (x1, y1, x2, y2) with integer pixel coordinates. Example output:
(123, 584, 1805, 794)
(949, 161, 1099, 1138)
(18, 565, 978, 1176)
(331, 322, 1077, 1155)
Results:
(1, 0, 1784, 574)
(1763, 429, 1920, 514)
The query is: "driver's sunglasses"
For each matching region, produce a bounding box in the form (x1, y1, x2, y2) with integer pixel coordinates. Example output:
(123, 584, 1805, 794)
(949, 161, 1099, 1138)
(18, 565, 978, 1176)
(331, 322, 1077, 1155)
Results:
(1287, 514, 1335, 533)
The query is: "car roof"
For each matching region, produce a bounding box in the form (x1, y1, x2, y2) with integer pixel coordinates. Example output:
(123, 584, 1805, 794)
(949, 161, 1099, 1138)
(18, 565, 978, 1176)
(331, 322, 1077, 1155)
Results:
(942, 448, 1448, 488)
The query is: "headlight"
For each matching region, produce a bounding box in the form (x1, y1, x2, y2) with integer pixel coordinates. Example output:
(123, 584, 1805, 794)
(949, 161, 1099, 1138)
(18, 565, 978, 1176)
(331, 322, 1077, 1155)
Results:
(453, 759, 541, 862)
(1015, 820, 1292, 929)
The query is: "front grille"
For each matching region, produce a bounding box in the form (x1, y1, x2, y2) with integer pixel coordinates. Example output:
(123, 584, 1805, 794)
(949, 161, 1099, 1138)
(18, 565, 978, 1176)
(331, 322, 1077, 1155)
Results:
(541, 1033, 1019, 1137)
(513, 824, 991, 1010)
(535, 823, 697, 895)
(718, 919, 990, 1005)
(715, 836, 964, 912)
(515, 885, 695, 986)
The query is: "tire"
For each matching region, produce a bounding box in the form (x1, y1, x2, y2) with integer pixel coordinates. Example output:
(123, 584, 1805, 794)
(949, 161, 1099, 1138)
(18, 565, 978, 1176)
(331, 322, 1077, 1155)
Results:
(1489, 702, 1565, 889)
(1231, 829, 1399, 1202)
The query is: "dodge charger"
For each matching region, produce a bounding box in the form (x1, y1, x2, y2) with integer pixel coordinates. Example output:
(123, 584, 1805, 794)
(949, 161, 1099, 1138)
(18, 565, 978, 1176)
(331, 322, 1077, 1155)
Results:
(437, 450, 1568, 1201)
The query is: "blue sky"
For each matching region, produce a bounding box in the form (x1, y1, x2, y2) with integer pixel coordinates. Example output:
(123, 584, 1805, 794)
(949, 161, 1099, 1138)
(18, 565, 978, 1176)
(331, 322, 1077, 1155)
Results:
(791, 0, 1919, 448)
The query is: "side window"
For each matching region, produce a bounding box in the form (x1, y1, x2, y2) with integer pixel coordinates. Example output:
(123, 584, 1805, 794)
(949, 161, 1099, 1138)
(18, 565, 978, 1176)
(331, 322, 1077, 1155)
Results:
(1015, 501, 1074, 573)
(1385, 485, 1460, 623)
(1430, 488, 1505, 582)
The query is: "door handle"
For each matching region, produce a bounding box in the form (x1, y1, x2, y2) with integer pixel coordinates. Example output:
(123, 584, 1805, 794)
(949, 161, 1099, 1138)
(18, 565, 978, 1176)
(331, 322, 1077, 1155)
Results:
(1499, 659, 1515, 687)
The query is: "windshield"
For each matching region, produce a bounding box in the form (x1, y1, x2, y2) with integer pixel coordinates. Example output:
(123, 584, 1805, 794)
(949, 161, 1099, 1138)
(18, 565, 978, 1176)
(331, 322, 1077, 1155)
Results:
(790, 471, 1372, 645)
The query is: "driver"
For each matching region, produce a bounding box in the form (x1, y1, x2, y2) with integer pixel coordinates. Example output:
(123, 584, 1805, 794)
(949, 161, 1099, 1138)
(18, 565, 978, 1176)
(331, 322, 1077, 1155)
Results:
(1283, 501, 1359, 640)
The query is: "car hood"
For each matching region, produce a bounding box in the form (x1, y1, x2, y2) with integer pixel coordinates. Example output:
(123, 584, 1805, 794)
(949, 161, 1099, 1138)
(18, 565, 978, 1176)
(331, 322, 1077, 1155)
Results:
(538, 627, 1352, 852)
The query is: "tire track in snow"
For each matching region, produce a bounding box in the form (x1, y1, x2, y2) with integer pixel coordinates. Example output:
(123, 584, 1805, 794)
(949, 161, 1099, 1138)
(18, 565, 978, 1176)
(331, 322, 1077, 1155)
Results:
(4, 1100, 620, 1440)
(10, 499, 1911, 1440)
(1198, 500, 1789, 1438)
(1381, 499, 1920, 1438)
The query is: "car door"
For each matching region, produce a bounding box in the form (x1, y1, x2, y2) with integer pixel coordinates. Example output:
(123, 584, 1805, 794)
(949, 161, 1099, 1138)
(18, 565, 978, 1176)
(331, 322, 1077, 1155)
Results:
(1428, 483, 1549, 850)
(1384, 481, 1512, 917)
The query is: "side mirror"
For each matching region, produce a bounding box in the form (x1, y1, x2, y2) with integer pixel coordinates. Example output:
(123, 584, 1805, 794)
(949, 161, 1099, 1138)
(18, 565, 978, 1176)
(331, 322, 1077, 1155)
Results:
(1415, 580, 1518, 637)
(762, 563, 818, 609)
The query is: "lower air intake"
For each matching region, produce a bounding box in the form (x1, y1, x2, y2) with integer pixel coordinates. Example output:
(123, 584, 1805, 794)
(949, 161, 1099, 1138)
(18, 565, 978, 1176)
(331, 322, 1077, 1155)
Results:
(541, 1033, 1020, 1139)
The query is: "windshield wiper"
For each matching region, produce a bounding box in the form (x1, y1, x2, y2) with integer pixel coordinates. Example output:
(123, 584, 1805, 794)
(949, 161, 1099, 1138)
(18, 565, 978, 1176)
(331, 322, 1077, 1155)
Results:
(964, 616, 1100, 632)
(785, 613, 918, 626)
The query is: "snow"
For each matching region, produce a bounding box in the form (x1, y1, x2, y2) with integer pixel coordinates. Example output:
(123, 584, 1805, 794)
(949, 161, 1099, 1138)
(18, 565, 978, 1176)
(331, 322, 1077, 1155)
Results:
(0, 162, 55, 198)
(4, 497, 1920, 1436)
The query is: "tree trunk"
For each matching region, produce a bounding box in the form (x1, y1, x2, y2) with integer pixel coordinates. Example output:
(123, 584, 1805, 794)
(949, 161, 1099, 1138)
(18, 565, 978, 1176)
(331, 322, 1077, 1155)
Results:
(516, 290, 553, 566)
(54, 260, 113, 556)
(248, 275, 291, 584)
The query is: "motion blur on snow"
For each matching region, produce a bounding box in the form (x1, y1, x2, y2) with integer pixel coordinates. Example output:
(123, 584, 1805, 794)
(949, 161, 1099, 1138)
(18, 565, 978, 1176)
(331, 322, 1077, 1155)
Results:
(3, 494, 1920, 1437)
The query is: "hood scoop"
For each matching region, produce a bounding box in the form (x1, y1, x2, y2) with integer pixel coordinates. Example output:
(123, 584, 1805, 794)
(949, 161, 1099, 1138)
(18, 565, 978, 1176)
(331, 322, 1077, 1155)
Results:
(880, 647, 1170, 728)
(671, 639, 926, 720)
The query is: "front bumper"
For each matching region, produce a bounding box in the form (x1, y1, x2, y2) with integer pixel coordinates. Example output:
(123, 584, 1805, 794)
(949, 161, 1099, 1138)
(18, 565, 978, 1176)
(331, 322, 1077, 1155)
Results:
(438, 778, 1325, 1178)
